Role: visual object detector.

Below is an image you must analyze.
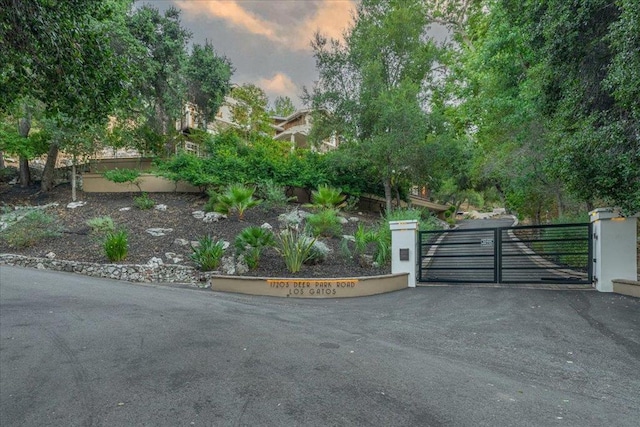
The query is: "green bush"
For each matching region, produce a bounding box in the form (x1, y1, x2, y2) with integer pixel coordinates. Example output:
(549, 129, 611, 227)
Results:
(305, 184, 346, 210)
(133, 192, 155, 210)
(191, 236, 226, 271)
(0, 210, 62, 248)
(234, 226, 275, 269)
(86, 216, 115, 234)
(210, 183, 260, 220)
(256, 179, 296, 209)
(104, 230, 128, 262)
(341, 223, 377, 260)
(275, 229, 317, 273)
(306, 209, 343, 237)
(103, 168, 141, 189)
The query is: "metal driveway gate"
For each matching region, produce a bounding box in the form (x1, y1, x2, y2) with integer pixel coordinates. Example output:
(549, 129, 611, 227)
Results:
(419, 223, 592, 284)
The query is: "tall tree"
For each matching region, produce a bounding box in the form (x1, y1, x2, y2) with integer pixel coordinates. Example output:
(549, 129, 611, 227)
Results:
(305, 0, 439, 212)
(0, 0, 133, 189)
(443, 0, 640, 217)
(185, 41, 234, 130)
(271, 96, 296, 117)
(126, 5, 191, 135)
(230, 84, 272, 137)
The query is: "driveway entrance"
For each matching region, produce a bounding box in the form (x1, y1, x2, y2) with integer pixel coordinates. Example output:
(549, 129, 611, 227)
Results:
(419, 219, 593, 285)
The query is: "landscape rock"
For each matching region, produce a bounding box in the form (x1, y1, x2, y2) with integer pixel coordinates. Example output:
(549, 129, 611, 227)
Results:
(147, 257, 164, 267)
(45, 252, 56, 259)
(165, 252, 183, 264)
(192, 211, 205, 219)
(260, 222, 273, 230)
(119, 207, 131, 211)
(342, 235, 356, 242)
(348, 217, 360, 223)
(174, 238, 190, 246)
(338, 217, 349, 225)
(203, 212, 226, 223)
(155, 204, 168, 211)
(220, 256, 236, 275)
(66, 201, 86, 209)
(146, 228, 173, 237)
(190, 241, 200, 248)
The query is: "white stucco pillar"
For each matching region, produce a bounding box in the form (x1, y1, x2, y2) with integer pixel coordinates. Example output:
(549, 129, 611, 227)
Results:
(390, 220, 419, 288)
(589, 208, 639, 292)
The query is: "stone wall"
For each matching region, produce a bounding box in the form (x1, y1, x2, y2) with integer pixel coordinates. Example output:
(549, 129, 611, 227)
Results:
(0, 254, 207, 285)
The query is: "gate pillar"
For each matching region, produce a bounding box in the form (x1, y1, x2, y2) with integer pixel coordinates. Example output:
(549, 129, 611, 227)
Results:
(590, 208, 638, 292)
(390, 220, 419, 288)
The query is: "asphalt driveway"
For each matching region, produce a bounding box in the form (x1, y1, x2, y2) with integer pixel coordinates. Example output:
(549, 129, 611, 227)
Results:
(1, 266, 638, 426)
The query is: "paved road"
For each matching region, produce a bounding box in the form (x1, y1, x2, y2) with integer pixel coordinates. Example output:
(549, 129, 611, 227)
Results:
(1, 266, 639, 426)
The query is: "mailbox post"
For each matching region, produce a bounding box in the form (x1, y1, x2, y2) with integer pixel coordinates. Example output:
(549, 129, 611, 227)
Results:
(390, 220, 419, 287)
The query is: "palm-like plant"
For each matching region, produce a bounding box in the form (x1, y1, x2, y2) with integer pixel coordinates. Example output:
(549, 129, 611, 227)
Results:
(213, 183, 261, 220)
(305, 184, 346, 210)
(234, 226, 275, 269)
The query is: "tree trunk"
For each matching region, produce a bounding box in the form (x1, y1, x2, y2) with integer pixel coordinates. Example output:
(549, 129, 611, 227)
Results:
(18, 115, 31, 187)
(41, 142, 59, 192)
(0, 151, 4, 169)
(383, 178, 393, 214)
(71, 161, 77, 202)
(19, 156, 31, 187)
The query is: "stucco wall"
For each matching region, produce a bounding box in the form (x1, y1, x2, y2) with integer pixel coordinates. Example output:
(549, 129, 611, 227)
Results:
(81, 173, 201, 193)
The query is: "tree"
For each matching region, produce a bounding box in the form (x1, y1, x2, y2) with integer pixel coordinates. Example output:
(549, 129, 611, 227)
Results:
(126, 5, 191, 135)
(304, 0, 439, 212)
(271, 96, 296, 117)
(441, 0, 640, 217)
(185, 41, 233, 129)
(1, 0, 133, 189)
(230, 84, 272, 137)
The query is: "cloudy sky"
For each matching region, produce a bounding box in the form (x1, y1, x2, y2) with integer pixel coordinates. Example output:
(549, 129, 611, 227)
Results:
(143, 0, 358, 108)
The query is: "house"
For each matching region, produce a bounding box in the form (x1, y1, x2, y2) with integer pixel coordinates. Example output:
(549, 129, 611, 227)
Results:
(272, 109, 338, 152)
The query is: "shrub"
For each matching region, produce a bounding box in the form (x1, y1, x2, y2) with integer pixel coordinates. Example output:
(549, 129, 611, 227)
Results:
(191, 236, 225, 271)
(234, 226, 275, 269)
(133, 192, 155, 210)
(103, 168, 141, 190)
(210, 183, 260, 220)
(104, 230, 128, 262)
(304, 238, 331, 265)
(278, 208, 305, 230)
(256, 179, 296, 209)
(306, 208, 343, 237)
(341, 223, 377, 261)
(86, 216, 115, 234)
(306, 184, 346, 211)
(275, 229, 317, 273)
(0, 210, 62, 248)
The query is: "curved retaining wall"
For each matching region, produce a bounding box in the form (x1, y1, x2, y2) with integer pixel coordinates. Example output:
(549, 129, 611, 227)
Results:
(209, 274, 408, 298)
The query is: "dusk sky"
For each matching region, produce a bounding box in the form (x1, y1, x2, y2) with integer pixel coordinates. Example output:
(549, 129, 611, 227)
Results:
(143, 1, 448, 108)
(143, 0, 358, 108)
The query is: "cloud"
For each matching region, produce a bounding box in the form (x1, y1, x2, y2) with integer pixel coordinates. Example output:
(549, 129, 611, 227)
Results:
(257, 72, 299, 100)
(175, 0, 277, 39)
(175, 0, 355, 51)
(291, 0, 355, 50)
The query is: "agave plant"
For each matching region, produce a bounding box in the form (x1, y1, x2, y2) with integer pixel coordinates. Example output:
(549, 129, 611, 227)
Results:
(212, 183, 261, 220)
